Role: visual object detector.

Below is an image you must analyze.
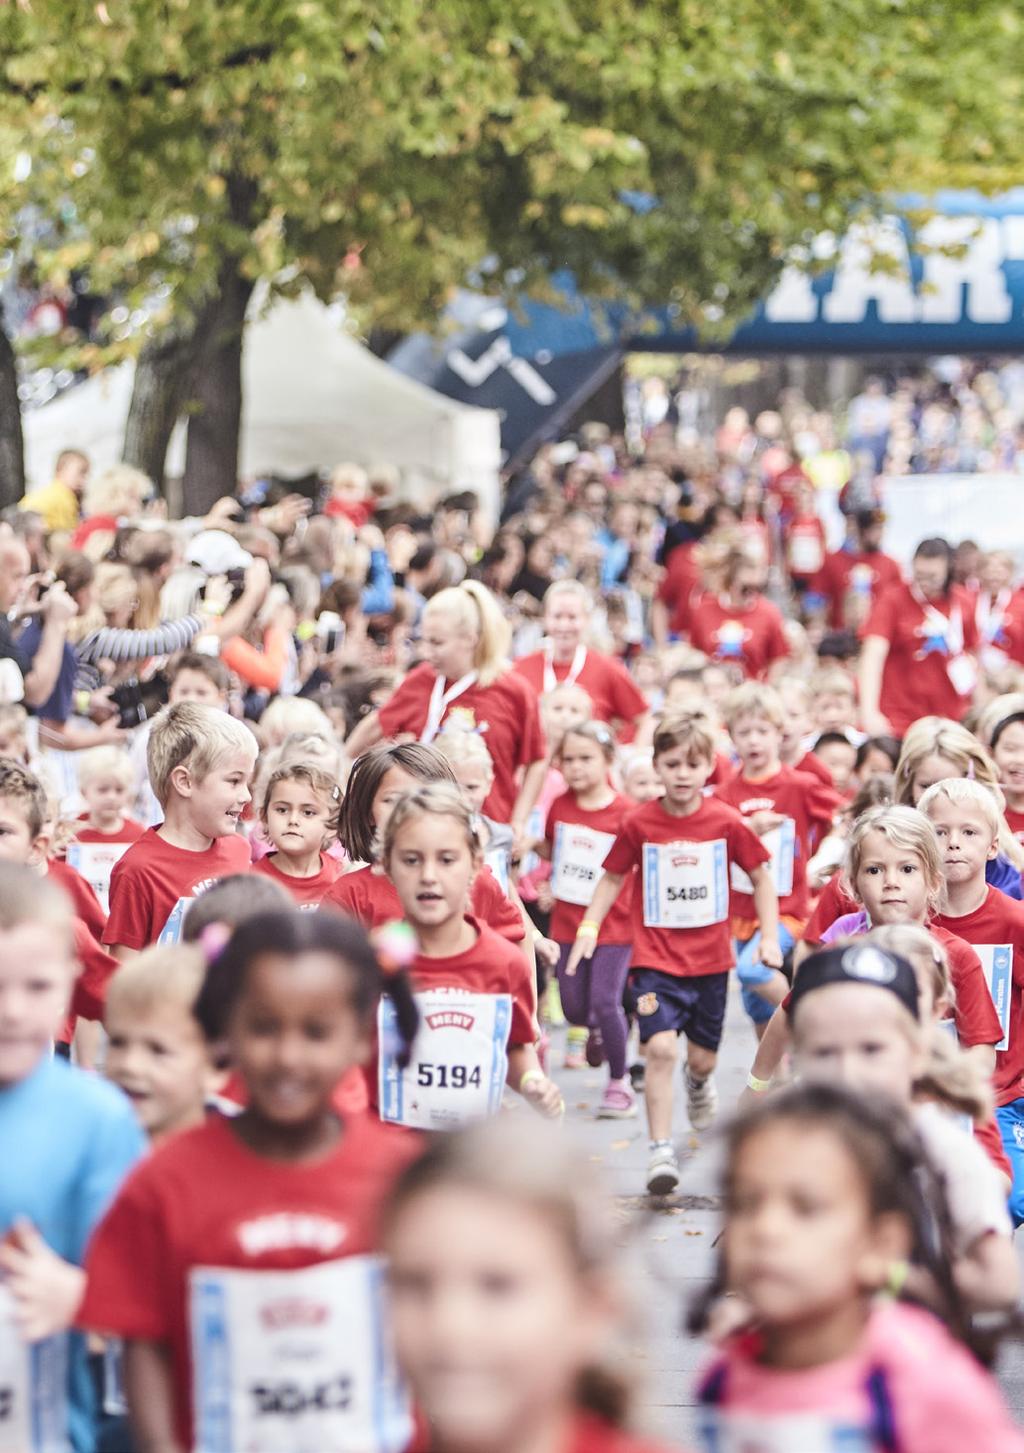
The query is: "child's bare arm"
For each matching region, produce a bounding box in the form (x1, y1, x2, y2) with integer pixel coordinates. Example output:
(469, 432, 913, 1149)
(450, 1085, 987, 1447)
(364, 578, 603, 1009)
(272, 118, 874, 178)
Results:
(124, 1338, 184, 1453)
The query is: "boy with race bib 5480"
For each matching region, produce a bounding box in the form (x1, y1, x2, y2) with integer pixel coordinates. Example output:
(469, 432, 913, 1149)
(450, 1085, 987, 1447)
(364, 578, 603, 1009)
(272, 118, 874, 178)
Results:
(567, 715, 781, 1196)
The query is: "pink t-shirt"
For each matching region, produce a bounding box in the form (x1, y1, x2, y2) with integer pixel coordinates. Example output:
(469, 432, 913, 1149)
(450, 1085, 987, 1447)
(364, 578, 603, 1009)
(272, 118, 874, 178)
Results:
(696, 1300, 1024, 1452)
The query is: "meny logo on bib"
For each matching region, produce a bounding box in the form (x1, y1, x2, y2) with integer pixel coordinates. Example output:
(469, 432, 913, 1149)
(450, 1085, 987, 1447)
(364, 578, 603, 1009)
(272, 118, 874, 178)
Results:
(551, 823, 616, 906)
(642, 839, 728, 929)
(190, 1257, 410, 1453)
(379, 989, 510, 1131)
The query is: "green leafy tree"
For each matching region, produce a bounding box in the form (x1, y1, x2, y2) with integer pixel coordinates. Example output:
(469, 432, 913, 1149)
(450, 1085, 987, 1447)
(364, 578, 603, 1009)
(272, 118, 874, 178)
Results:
(0, 0, 1020, 509)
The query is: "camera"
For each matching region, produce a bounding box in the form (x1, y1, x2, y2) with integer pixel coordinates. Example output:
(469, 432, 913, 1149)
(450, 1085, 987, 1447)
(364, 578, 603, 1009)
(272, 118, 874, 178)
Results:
(110, 674, 169, 730)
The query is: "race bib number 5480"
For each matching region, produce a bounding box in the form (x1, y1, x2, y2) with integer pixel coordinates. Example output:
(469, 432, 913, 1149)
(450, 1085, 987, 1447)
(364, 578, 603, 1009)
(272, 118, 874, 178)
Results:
(642, 839, 728, 929)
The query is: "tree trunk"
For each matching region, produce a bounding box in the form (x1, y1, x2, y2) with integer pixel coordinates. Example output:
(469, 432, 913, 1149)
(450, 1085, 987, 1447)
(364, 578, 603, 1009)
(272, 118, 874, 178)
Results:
(122, 319, 204, 491)
(0, 312, 25, 508)
(181, 260, 254, 517)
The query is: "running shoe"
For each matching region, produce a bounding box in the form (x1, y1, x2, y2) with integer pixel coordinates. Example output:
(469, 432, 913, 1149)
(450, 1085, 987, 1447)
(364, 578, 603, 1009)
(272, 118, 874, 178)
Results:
(685, 1070, 718, 1131)
(646, 1141, 680, 1196)
(596, 1078, 637, 1119)
(564, 1026, 587, 1070)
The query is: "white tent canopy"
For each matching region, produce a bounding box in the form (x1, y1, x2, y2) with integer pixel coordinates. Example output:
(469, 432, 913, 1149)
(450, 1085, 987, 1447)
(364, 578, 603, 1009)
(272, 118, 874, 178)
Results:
(22, 292, 503, 520)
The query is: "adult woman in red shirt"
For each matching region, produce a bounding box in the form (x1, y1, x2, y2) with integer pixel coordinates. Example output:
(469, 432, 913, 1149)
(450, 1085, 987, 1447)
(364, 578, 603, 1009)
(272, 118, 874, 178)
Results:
(343, 580, 546, 844)
(512, 580, 648, 742)
(686, 546, 789, 681)
(859, 537, 979, 738)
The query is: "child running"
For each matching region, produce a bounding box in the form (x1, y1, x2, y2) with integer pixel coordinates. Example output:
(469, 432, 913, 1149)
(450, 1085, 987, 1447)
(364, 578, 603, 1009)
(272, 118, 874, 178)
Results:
(104, 703, 257, 954)
(80, 910, 421, 1453)
(0, 866, 144, 1453)
(568, 715, 780, 1195)
(254, 759, 343, 906)
(67, 745, 145, 913)
(714, 683, 841, 1035)
(380, 783, 562, 1128)
(384, 1118, 687, 1453)
(323, 741, 524, 942)
(539, 721, 637, 1118)
(694, 1081, 1024, 1452)
(920, 775, 1024, 1221)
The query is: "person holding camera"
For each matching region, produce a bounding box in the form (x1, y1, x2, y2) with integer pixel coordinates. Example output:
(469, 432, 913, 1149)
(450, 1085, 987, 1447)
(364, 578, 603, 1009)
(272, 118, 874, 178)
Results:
(0, 529, 79, 710)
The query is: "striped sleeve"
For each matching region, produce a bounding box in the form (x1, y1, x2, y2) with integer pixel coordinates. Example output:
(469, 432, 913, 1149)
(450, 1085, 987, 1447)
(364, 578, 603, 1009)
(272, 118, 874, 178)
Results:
(75, 615, 205, 666)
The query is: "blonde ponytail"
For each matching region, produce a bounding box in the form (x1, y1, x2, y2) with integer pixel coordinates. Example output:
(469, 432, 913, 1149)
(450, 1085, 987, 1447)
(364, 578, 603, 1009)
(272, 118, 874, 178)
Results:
(425, 581, 512, 687)
(915, 1026, 994, 1126)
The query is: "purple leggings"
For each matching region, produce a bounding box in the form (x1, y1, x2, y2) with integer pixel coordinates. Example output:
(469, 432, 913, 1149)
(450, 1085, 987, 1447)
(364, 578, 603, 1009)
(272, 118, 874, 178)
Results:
(555, 942, 632, 1079)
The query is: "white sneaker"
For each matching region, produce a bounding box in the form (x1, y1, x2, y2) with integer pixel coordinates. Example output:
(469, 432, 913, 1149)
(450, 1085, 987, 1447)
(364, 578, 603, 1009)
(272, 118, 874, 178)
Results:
(646, 1141, 680, 1196)
(686, 1070, 718, 1131)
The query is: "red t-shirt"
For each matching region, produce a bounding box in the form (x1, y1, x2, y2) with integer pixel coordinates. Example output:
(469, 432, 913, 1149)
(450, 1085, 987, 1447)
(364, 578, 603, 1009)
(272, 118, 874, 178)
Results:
(714, 766, 841, 922)
(73, 816, 146, 846)
(544, 791, 635, 943)
(795, 750, 836, 788)
(658, 541, 703, 635)
(252, 852, 343, 908)
(322, 863, 525, 943)
(933, 886, 1024, 1105)
(812, 547, 903, 629)
(79, 1113, 418, 1452)
(603, 797, 769, 978)
(928, 923, 1004, 1051)
(862, 582, 979, 734)
(58, 918, 120, 1044)
(365, 919, 537, 1114)
(513, 649, 647, 739)
(686, 595, 789, 680)
(47, 857, 107, 944)
(803, 874, 858, 941)
(104, 828, 252, 950)
(377, 663, 545, 821)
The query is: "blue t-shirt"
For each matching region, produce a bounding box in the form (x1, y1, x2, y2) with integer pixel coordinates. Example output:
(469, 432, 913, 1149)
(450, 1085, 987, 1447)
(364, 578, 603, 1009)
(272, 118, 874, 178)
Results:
(17, 619, 77, 724)
(987, 853, 1022, 901)
(0, 1054, 145, 1452)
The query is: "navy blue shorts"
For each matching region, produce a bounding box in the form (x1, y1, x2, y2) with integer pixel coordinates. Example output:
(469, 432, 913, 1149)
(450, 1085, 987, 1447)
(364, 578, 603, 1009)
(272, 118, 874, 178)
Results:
(630, 968, 729, 1050)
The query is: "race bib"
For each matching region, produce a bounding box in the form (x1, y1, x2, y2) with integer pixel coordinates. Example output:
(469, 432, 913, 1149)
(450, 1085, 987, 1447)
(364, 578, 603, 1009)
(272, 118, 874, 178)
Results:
(0, 1286, 68, 1453)
(483, 844, 510, 895)
(158, 896, 195, 944)
(551, 823, 616, 907)
(974, 944, 1013, 1052)
(697, 1408, 872, 1453)
(730, 820, 796, 898)
(65, 841, 131, 916)
(642, 839, 728, 929)
(379, 989, 510, 1131)
(190, 1258, 410, 1453)
(788, 531, 823, 575)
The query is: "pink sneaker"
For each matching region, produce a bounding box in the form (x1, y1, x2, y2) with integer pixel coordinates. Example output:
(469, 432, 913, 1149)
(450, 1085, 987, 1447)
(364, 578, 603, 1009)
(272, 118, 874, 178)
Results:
(596, 1078, 637, 1119)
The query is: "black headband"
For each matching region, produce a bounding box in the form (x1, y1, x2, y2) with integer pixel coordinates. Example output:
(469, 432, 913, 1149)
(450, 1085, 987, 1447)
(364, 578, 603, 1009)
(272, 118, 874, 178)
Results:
(990, 711, 1024, 752)
(789, 944, 920, 1022)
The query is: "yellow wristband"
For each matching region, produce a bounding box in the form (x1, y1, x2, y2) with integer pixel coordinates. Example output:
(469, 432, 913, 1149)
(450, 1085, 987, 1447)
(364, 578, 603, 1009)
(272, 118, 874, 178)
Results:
(576, 920, 600, 938)
(746, 1072, 772, 1092)
(886, 1259, 909, 1298)
(519, 1069, 546, 1093)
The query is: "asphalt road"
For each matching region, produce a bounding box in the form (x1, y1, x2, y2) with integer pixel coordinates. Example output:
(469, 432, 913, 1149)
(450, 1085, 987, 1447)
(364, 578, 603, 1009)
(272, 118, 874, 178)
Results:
(547, 977, 1024, 1448)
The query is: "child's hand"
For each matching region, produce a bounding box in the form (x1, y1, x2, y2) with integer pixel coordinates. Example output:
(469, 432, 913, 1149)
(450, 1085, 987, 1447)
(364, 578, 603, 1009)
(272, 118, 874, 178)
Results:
(534, 937, 560, 970)
(520, 1072, 564, 1119)
(748, 810, 786, 836)
(0, 1219, 85, 1342)
(565, 927, 596, 976)
(760, 938, 784, 970)
(535, 881, 555, 913)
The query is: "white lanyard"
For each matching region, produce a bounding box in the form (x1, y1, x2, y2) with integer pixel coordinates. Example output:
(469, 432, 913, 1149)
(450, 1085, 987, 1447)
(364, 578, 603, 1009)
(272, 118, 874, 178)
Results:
(909, 584, 964, 656)
(978, 588, 1011, 641)
(543, 643, 587, 695)
(421, 671, 478, 743)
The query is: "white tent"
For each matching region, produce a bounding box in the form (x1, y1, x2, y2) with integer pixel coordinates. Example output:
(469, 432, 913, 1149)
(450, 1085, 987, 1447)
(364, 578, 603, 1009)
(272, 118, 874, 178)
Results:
(22, 293, 503, 520)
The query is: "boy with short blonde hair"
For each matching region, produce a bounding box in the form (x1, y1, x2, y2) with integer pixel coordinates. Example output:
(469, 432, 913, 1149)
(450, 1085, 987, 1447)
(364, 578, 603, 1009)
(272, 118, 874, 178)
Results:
(921, 775, 1024, 1225)
(104, 945, 212, 1143)
(104, 703, 256, 956)
(0, 864, 144, 1453)
(716, 682, 842, 1035)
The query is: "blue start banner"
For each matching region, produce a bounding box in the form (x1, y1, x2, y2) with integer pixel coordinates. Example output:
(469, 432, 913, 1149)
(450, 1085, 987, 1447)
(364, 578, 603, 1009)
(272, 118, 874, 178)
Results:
(388, 191, 1024, 463)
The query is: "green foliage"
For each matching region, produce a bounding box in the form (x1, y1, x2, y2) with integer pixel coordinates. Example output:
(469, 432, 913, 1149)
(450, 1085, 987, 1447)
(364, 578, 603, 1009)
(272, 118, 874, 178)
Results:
(0, 0, 1020, 358)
